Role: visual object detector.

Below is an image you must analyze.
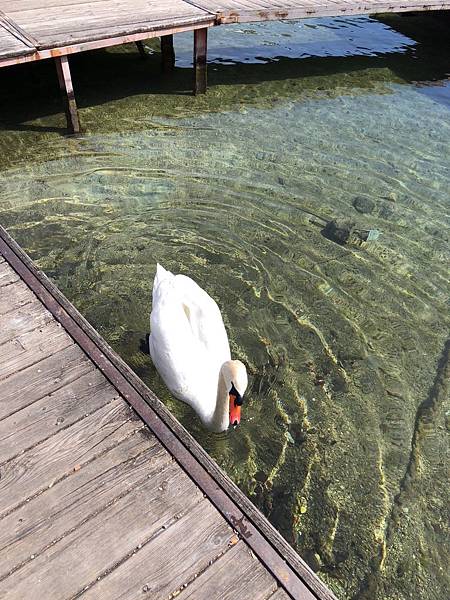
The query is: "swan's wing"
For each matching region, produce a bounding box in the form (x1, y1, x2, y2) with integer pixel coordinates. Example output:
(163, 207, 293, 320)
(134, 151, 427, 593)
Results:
(172, 274, 231, 368)
(149, 268, 231, 417)
(149, 276, 206, 403)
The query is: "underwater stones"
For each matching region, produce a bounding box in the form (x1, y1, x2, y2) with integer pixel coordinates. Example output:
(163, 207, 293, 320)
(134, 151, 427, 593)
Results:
(304, 550, 323, 572)
(322, 217, 356, 245)
(387, 191, 397, 202)
(254, 470, 267, 483)
(322, 217, 381, 246)
(353, 196, 375, 214)
(289, 422, 307, 445)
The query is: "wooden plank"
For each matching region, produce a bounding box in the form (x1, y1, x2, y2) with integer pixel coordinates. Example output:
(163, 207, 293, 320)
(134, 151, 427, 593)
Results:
(0, 320, 72, 382)
(270, 588, 293, 599)
(0, 369, 118, 463)
(0, 462, 204, 599)
(0, 343, 94, 421)
(0, 21, 34, 59)
(0, 20, 211, 68)
(0, 300, 54, 345)
(0, 280, 33, 316)
(193, 27, 207, 94)
(0, 8, 38, 47)
(0, 261, 19, 287)
(80, 500, 234, 600)
(175, 541, 278, 600)
(0, 431, 169, 579)
(190, 0, 450, 23)
(0, 397, 140, 517)
(5, 0, 213, 48)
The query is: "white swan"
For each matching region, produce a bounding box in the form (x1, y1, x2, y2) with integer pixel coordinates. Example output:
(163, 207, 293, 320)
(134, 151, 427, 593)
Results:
(149, 264, 248, 432)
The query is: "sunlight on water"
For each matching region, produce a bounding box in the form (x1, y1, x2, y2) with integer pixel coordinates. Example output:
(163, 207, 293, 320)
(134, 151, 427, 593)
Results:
(0, 13, 449, 600)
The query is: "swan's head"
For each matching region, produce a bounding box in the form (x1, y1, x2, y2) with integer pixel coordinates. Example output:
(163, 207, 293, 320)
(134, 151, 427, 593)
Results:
(221, 360, 248, 428)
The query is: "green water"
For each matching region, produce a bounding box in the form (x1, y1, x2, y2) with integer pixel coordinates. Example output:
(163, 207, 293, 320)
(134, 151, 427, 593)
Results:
(1, 13, 449, 600)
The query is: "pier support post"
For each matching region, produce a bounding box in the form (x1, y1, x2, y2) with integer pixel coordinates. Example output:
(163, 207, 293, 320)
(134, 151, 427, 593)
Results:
(193, 28, 207, 95)
(54, 55, 80, 134)
(160, 34, 175, 72)
(135, 41, 148, 59)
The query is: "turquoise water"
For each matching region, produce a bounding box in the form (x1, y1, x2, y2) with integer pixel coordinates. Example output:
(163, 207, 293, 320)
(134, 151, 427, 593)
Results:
(0, 13, 449, 600)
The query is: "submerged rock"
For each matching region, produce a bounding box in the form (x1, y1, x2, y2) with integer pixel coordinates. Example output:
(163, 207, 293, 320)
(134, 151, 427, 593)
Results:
(353, 196, 375, 214)
(322, 217, 356, 245)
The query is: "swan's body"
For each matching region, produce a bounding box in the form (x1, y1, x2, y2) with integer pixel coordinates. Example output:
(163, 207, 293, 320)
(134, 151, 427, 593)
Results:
(149, 264, 248, 432)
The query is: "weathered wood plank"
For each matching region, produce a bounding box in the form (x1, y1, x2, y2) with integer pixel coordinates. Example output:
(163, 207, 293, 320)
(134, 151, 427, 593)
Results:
(0, 261, 19, 287)
(191, 0, 449, 23)
(0, 343, 94, 421)
(270, 588, 292, 599)
(0, 280, 33, 316)
(0, 369, 118, 463)
(6, 0, 213, 48)
(0, 299, 54, 345)
(175, 540, 278, 599)
(80, 499, 234, 600)
(0, 320, 72, 382)
(0, 21, 33, 59)
(0, 398, 140, 517)
(0, 430, 169, 579)
(0, 462, 203, 600)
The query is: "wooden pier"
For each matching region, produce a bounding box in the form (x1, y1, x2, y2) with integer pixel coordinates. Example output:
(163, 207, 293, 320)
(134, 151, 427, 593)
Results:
(1, 1, 449, 132)
(0, 224, 337, 599)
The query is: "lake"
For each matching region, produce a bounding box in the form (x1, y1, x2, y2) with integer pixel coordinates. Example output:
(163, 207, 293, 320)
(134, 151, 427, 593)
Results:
(0, 12, 449, 600)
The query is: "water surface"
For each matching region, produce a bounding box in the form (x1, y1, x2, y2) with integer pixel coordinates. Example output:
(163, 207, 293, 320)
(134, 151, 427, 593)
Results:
(0, 13, 449, 600)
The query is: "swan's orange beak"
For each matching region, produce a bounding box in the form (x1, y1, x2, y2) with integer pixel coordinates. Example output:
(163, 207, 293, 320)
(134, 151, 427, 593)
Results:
(229, 393, 242, 427)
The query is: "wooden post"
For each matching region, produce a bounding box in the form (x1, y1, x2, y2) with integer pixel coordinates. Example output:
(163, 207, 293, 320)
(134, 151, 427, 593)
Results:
(135, 41, 147, 59)
(160, 34, 175, 72)
(54, 55, 80, 134)
(193, 28, 207, 95)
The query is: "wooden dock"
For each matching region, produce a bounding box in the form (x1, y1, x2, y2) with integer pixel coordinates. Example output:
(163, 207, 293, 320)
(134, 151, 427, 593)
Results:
(0, 224, 337, 599)
(0, 0, 449, 132)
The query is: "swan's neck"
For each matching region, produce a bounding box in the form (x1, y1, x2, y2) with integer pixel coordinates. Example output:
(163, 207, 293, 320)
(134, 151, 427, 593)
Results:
(207, 368, 229, 433)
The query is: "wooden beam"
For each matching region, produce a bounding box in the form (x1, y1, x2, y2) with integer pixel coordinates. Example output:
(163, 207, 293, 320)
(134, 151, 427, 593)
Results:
(193, 28, 207, 95)
(160, 34, 175, 72)
(0, 22, 214, 69)
(54, 55, 80, 134)
(135, 40, 148, 59)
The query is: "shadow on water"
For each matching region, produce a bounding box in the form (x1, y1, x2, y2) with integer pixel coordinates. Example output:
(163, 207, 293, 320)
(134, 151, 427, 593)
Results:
(0, 13, 448, 134)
